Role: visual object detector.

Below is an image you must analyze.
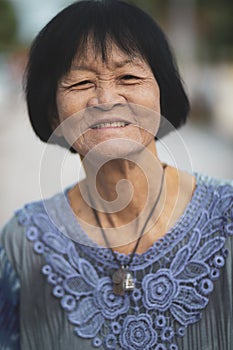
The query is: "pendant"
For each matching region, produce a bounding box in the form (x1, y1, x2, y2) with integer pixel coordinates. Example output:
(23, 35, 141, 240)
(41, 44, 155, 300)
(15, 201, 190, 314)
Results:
(112, 267, 135, 296)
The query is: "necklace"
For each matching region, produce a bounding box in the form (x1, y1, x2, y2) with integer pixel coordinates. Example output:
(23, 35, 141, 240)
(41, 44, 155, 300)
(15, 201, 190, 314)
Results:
(89, 163, 167, 296)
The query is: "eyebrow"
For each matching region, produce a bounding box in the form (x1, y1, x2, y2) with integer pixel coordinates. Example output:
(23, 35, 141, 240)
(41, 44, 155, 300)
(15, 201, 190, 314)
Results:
(71, 58, 143, 71)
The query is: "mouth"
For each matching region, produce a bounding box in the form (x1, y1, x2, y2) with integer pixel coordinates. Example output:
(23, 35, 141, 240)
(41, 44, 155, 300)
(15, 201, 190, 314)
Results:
(91, 121, 130, 129)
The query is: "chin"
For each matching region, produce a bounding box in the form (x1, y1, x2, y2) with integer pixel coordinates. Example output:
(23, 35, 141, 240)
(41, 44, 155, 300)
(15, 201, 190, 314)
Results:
(76, 138, 152, 165)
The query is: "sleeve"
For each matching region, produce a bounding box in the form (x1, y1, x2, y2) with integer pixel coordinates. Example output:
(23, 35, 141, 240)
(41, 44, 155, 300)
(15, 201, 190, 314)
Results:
(223, 181, 233, 234)
(0, 242, 20, 349)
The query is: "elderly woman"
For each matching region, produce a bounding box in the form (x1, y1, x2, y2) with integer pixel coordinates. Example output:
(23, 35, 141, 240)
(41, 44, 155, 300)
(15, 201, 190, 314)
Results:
(0, 1, 232, 349)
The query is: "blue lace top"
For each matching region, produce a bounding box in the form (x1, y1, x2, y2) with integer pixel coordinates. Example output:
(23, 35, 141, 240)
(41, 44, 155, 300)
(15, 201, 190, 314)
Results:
(0, 172, 233, 350)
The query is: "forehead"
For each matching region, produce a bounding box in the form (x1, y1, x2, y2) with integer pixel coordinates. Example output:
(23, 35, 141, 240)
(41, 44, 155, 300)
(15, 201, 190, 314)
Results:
(71, 42, 150, 71)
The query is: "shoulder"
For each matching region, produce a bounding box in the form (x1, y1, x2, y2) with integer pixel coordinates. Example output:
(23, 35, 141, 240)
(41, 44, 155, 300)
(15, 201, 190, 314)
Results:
(194, 172, 233, 200)
(0, 192, 68, 270)
(195, 171, 233, 188)
(1, 189, 69, 238)
(0, 198, 45, 243)
(0, 186, 80, 258)
(194, 172, 233, 226)
(0, 202, 39, 272)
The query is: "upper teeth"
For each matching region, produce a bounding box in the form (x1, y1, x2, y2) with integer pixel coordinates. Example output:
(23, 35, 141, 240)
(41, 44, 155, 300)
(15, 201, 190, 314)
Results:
(92, 122, 128, 129)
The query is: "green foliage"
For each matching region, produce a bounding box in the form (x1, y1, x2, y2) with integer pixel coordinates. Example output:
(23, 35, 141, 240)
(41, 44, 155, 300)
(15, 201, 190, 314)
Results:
(196, 0, 233, 61)
(128, 0, 169, 25)
(128, 0, 169, 16)
(0, 0, 18, 53)
(129, 0, 233, 61)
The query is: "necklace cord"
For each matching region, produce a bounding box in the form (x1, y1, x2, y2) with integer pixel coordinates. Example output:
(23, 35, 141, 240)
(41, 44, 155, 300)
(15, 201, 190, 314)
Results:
(88, 163, 167, 268)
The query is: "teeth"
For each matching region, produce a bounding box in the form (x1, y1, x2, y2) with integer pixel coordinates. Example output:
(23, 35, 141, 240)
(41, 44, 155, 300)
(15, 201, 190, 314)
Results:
(92, 122, 128, 129)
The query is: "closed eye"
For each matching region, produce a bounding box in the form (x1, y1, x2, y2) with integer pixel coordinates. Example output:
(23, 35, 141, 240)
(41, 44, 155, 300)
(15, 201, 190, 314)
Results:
(70, 80, 94, 89)
(122, 75, 140, 80)
(120, 75, 141, 85)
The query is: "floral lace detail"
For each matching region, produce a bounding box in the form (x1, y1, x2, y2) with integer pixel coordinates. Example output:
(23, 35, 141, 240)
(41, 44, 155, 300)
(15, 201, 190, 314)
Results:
(17, 175, 233, 350)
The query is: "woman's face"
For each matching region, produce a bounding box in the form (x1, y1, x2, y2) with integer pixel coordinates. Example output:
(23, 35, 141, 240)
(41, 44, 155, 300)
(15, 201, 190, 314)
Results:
(56, 43, 161, 157)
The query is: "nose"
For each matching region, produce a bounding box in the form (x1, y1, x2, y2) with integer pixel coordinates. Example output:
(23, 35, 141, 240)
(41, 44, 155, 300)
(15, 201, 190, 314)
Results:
(87, 85, 126, 108)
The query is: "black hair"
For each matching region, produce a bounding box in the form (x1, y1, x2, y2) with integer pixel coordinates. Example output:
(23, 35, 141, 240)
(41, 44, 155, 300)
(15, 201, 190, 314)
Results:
(25, 0, 190, 151)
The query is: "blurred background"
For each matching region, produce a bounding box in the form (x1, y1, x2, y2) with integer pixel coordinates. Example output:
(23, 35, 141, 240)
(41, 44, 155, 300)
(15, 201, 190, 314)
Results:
(0, 0, 232, 225)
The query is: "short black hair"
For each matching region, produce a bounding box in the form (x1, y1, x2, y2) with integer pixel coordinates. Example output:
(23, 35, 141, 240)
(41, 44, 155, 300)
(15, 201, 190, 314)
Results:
(25, 0, 190, 151)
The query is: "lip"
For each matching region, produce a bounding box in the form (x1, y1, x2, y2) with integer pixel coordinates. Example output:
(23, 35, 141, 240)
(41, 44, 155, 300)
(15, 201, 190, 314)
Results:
(89, 119, 132, 129)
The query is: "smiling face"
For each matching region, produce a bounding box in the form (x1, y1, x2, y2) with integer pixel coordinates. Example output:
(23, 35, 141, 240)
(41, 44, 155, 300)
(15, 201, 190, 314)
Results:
(56, 42, 161, 157)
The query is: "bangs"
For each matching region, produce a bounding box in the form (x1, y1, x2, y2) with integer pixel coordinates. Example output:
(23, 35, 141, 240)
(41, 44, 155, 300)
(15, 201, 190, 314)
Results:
(72, 31, 142, 65)
(25, 0, 190, 151)
(51, 1, 149, 76)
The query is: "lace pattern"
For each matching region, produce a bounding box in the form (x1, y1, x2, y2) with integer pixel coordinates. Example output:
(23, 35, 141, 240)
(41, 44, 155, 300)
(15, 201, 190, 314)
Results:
(17, 174, 233, 350)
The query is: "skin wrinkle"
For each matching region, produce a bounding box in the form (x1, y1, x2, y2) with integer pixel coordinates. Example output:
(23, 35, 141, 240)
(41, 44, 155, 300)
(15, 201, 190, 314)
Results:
(59, 64, 157, 102)
(56, 46, 160, 155)
(56, 43, 196, 254)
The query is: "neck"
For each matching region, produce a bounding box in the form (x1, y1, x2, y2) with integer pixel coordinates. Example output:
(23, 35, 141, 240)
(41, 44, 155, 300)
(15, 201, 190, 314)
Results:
(82, 141, 165, 229)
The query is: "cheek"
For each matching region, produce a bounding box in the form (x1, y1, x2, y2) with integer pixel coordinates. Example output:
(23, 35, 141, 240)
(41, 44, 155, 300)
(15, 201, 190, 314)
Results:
(147, 86, 160, 111)
(56, 94, 69, 122)
(56, 92, 86, 122)
(133, 84, 160, 113)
